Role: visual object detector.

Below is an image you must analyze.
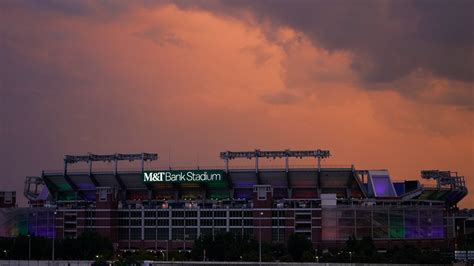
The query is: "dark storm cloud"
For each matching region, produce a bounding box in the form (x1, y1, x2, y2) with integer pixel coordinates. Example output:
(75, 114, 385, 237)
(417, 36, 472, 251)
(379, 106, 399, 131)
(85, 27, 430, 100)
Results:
(3, 0, 168, 20)
(177, 0, 474, 107)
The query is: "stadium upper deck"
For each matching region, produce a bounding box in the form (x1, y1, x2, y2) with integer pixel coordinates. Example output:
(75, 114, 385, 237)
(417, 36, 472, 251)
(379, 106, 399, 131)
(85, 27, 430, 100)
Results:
(24, 150, 467, 207)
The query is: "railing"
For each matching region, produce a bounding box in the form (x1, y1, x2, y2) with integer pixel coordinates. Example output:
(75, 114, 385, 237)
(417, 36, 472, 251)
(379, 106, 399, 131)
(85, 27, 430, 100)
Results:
(42, 164, 353, 174)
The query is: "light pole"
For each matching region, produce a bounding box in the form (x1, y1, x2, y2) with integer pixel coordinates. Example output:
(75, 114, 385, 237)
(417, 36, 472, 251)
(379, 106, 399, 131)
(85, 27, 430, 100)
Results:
(259, 211, 263, 264)
(28, 234, 31, 262)
(52, 211, 57, 263)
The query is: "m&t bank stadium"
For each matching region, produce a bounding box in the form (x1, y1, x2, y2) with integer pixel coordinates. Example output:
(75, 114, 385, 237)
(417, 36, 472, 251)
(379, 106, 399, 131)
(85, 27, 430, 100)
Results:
(9, 149, 468, 251)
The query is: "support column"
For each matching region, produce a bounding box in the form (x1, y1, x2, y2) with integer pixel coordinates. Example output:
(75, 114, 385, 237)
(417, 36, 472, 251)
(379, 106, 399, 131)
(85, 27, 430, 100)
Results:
(197, 207, 201, 238)
(141, 208, 145, 241)
(168, 209, 172, 241)
(255, 156, 259, 173)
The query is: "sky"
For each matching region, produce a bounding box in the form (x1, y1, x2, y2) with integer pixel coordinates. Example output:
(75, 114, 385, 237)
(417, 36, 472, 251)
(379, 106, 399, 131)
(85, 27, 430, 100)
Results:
(0, 0, 473, 207)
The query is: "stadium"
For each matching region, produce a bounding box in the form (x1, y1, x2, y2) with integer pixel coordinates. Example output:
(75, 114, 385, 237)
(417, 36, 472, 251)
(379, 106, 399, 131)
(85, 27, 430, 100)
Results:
(5, 149, 469, 253)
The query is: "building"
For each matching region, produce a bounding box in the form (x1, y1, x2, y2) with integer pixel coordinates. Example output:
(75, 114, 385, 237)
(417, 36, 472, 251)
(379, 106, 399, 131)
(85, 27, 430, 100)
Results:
(0, 191, 16, 208)
(17, 150, 468, 252)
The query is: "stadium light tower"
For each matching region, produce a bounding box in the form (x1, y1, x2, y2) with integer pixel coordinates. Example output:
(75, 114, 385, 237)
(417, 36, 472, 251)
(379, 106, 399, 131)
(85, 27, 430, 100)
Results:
(220, 149, 331, 172)
(64, 153, 158, 173)
(421, 170, 466, 190)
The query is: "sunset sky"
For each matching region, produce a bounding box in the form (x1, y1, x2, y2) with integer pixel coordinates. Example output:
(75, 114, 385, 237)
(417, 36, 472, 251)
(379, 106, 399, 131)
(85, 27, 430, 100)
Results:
(1, 0, 473, 207)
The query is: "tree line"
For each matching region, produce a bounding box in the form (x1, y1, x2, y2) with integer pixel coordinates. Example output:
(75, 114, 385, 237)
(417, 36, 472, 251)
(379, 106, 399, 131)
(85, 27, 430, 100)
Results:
(0, 231, 466, 263)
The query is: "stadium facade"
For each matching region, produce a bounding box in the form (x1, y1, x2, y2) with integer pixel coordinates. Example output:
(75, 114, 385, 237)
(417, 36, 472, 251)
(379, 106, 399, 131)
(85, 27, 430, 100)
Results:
(4, 150, 470, 251)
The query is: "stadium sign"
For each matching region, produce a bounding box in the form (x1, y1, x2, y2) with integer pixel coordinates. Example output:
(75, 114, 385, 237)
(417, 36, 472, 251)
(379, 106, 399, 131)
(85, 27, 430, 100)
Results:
(143, 170, 224, 183)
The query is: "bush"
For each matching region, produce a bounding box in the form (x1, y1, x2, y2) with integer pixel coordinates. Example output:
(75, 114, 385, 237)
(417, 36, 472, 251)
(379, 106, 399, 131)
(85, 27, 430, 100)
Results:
(301, 250, 315, 262)
(287, 233, 313, 262)
(278, 254, 293, 262)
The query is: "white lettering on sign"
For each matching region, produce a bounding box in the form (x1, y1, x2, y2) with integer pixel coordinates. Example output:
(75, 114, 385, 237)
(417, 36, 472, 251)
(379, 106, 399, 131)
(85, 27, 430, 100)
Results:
(143, 171, 223, 183)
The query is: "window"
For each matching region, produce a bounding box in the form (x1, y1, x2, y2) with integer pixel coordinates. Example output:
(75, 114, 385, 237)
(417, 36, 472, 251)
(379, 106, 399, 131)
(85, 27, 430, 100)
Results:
(118, 219, 129, 226)
(201, 211, 213, 217)
(272, 228, 285, 242)
(295, 223, 311, 230)
(272, 219, 285, 226)
(157, 219, 169, 226)
(157, 211, 169, 217)
(230, 211, 242, 217)
(145, 211, 156, 218)
(172, 219, 184, 226)
(172, 211, 184, 217)
(272, 211, 285, 217)
(185, 211, 197, 217)
(85, 227, 95, 233)
(230, 219, 242, 226)
(144, 228, 156, 240)
(130, 219, 141, 226)
(145, 219, 156, 226)
(130, 211, 141, 218)
(4, 192, 13, 204)
(185, 219, 197, 226)
(214, 219, 226, 227)
(243, 211, 253, 217)
(186, 228, 198, 240)
(201, 220, 212, 226)
(172, 228, 184, 240)
(130, 228, 141, 240)
(99, 190, 107, 201)
(157, 228, 169, 240)
(214, 211, 226, 217)
(243, 219, 253, 226)
(118, 228, 129, 240)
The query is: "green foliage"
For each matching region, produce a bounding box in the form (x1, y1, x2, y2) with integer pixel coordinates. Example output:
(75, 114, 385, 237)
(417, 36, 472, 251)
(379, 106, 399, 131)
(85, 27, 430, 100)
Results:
(191, 233, 282, 262)
(320, 236, 452, 264)
(287, 233, 313, 261)
(57, 231, 114, 260)
(301, 250, 315, 262)
(192, 233, 258, 261)
(123, 250, 157, 262)
(278, 254, 293, 262)
(344, 235, 377, 262)
(113, 256, 140, 266)
(167, 251, 187, 261)
(0, 232, 113, 260)
(0, 232, 457, 263)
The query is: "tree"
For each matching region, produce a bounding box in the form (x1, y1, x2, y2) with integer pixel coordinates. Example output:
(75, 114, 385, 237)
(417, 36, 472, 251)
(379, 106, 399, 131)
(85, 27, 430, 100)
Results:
(287, 233, 313, 262)
(344, 235, 377, 262)
(192, 232, 263, 261)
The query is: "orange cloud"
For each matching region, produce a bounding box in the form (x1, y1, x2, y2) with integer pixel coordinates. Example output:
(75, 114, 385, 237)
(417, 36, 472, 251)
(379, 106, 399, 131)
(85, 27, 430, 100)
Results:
(1, 3, 472, 207)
